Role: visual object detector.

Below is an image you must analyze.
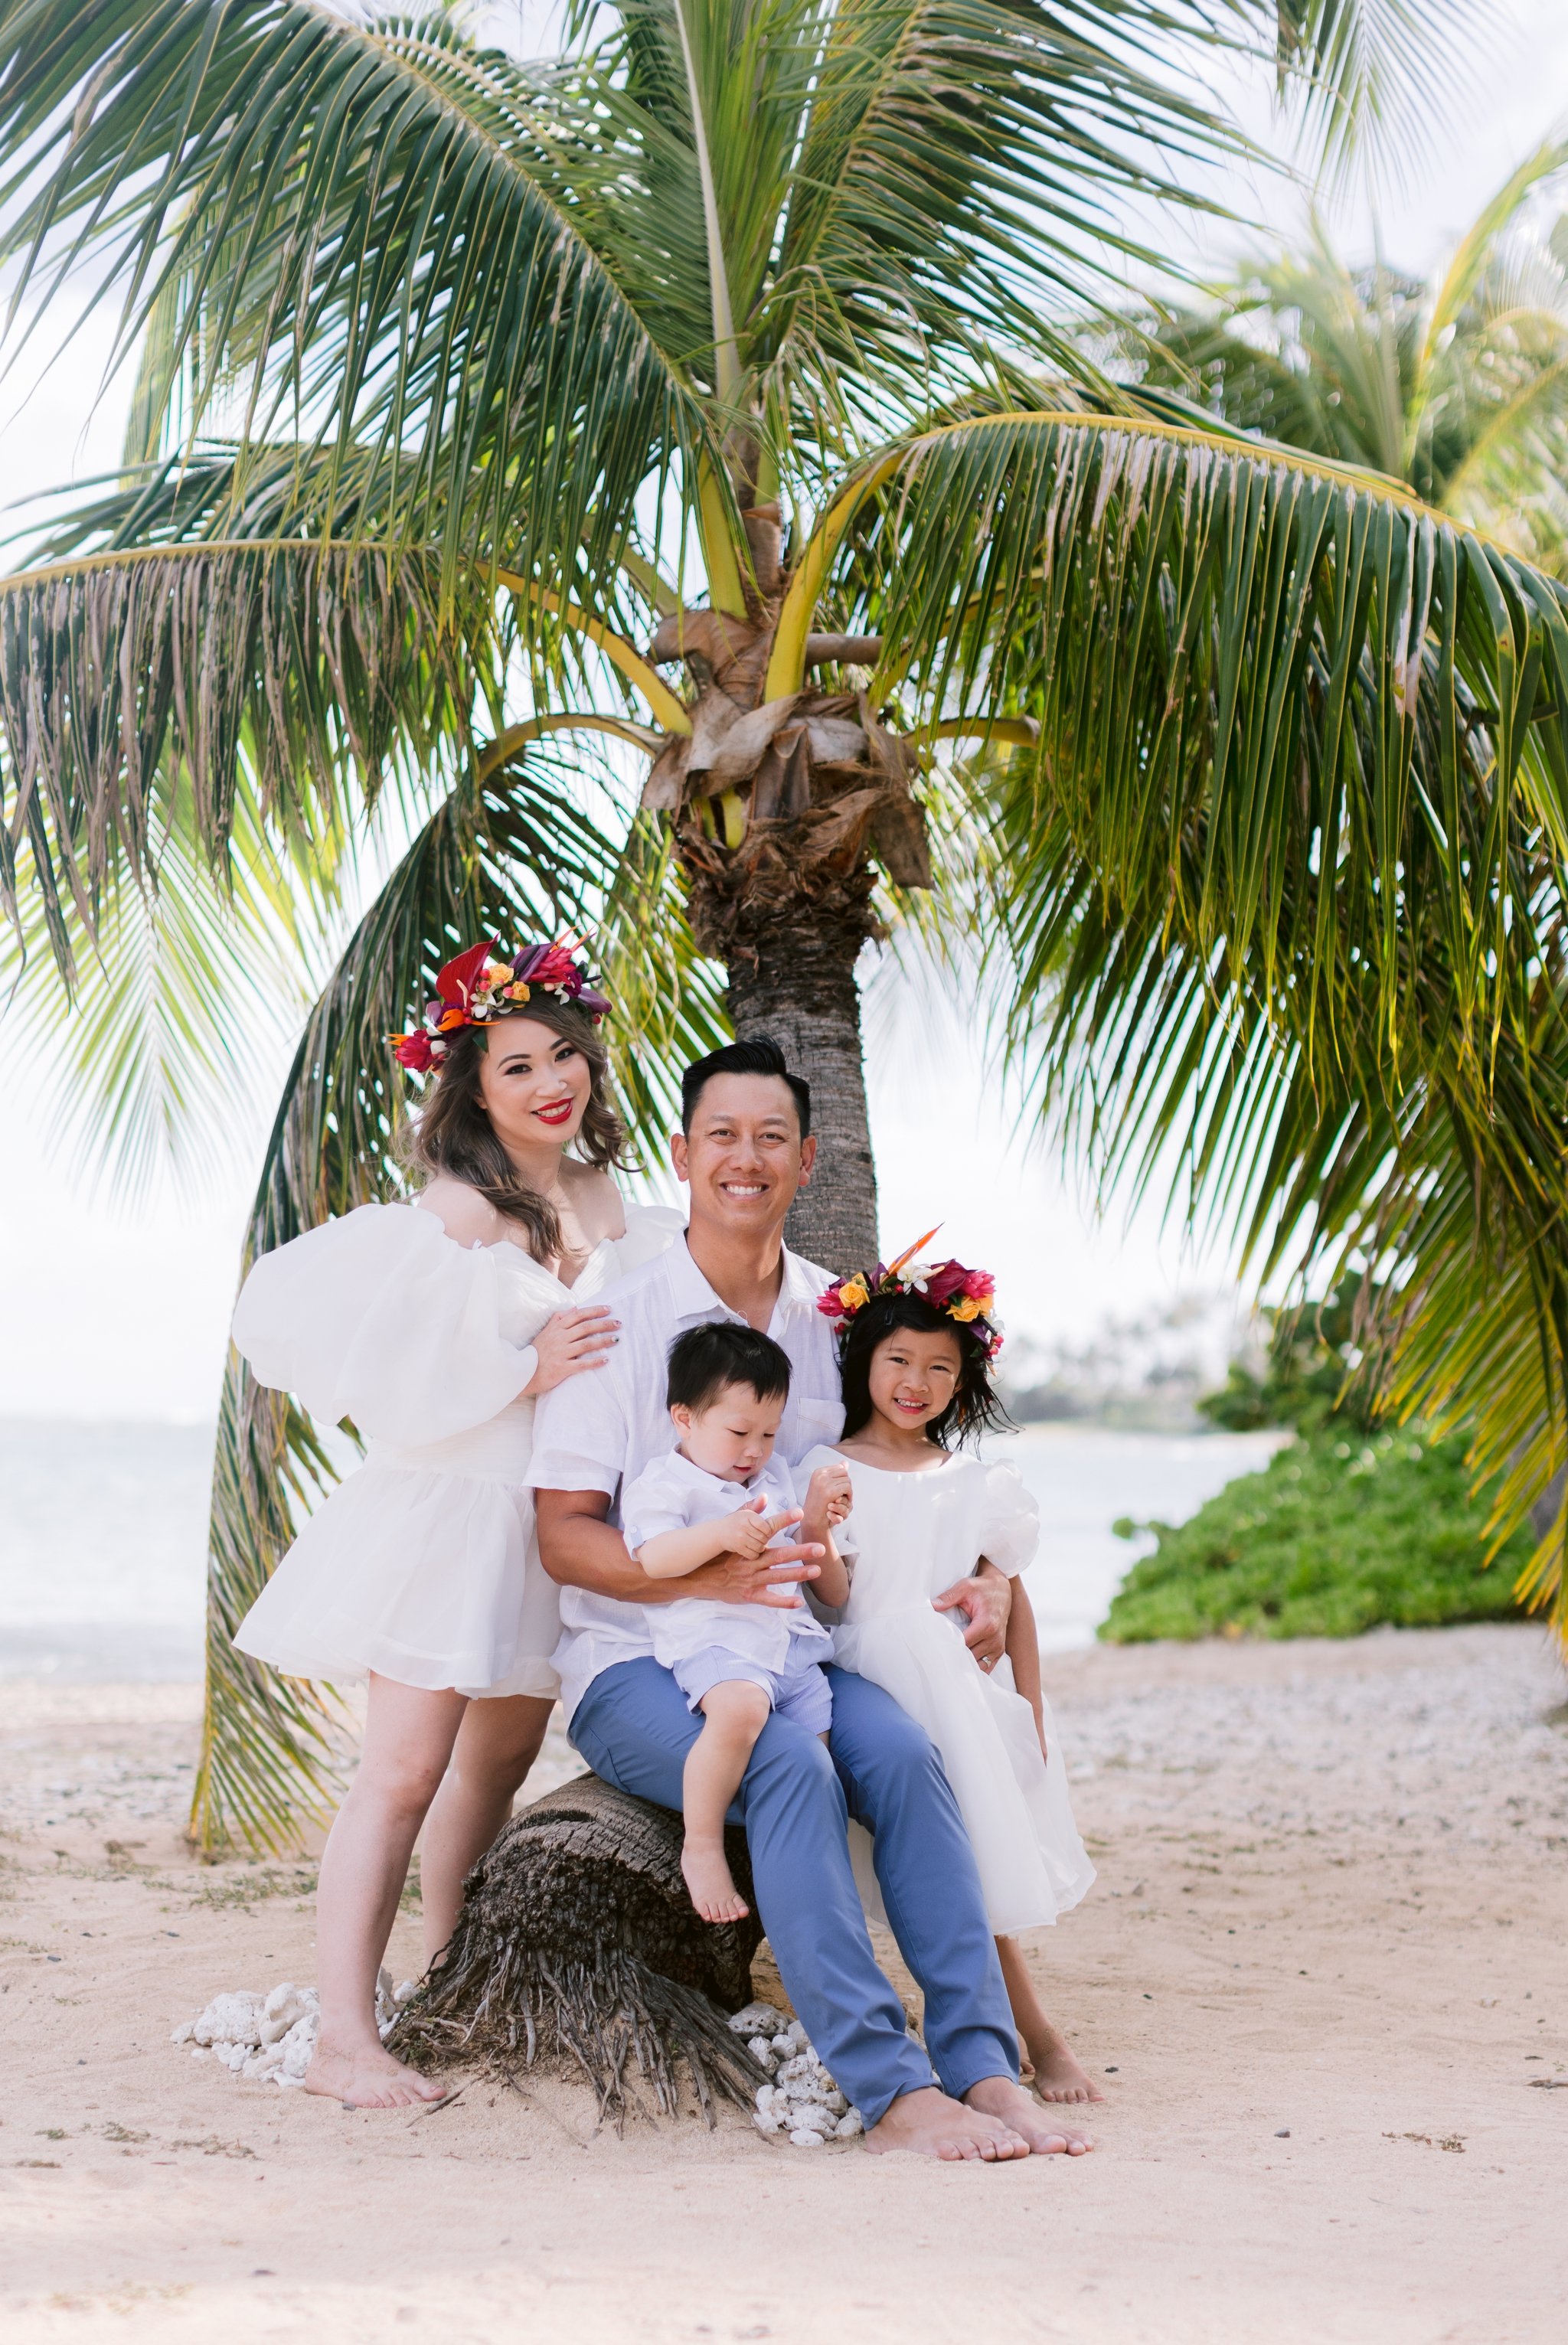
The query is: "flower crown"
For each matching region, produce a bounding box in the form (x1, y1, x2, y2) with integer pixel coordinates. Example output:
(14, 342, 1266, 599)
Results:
(817, 1227, 1003, 1360)
(390, 938, 609, 1073)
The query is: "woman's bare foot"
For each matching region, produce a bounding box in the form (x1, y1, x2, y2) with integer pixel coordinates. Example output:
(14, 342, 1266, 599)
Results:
(1021, 2022, 1106, 2105)
(864, 2085, 1031, 2161)
(304, 2039, 446, 2109)
(965, 2075, 1093, 2154)
(681, 1837, 750, 1924)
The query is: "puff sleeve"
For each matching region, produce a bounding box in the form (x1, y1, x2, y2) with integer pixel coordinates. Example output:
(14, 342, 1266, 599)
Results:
(230, 1203, 540, 1446)
(978, 1460, 1040, 1576)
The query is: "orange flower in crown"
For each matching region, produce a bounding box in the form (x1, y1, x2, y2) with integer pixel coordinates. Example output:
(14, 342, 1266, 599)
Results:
(390, 938, 609, 1073)
(817, 1228, 1002, 1358)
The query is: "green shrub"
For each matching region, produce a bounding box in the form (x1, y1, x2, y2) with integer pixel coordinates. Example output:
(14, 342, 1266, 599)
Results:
(1100, 1426, 1531, 1644)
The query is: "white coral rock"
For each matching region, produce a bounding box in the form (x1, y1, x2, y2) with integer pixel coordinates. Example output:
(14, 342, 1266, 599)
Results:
(191, 1991, 266, 2049)
(789, 2127, 827, 2147)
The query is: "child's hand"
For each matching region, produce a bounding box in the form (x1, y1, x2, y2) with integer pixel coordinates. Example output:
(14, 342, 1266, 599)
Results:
(722, 1497, 786, 1561)
(806, 1461, 852, 1526)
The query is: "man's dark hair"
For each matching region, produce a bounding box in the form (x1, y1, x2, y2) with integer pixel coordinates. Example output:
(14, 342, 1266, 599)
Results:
(667, 1322, 793, 1413)
(680, 1034, 811, 1138)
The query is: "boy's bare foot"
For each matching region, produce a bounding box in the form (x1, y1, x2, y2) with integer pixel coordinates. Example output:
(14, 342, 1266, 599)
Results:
(681, 1838, 750, 1924)
(864, 2085, 1031, 2161)
(304, 2040, 446, 2109)
(1022, 2025, 1106, 2105)
(965, 2075, 1093, 2154)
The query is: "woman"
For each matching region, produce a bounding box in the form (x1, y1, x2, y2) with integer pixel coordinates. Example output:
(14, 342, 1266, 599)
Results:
(231, 939, 681, 2107)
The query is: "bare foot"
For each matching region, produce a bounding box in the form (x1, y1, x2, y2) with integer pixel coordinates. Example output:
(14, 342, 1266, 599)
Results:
(304, 2039, 446, 2109)
(864, 2085, 1031, 2162)
(1021, 2023, 1106, 2105)
(681, 1837, 750, 1924)
(966, 2074, 1093, 2154)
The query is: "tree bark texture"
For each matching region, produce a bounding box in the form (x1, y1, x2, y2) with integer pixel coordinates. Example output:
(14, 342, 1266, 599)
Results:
(726, 923, 878, 1277)
(387, 1772, 764, 2125)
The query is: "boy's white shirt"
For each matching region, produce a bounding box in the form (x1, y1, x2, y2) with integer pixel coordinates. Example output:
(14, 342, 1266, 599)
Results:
(619, 1443, 801, 1561)
(616, 1442, 833, 1686)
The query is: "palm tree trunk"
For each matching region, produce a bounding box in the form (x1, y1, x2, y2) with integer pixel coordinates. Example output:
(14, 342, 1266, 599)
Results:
(726, 916, 878, 1277)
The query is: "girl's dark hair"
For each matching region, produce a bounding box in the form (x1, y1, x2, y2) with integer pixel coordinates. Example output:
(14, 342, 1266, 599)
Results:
(667, 1323, 792, 1413)
(402, 995, 630, 1261)
(838, 1291, 1012, 1450)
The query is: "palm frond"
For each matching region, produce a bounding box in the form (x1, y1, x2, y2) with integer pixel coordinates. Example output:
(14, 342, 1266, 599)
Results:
(1272, 0, 1484, 186)
(0, 756, 329, 1201)
(192, 741, 722, 1850)
(847, 407, 1568, 1620)
(0, 537, 494, 963)
(0, 1, 710, 608)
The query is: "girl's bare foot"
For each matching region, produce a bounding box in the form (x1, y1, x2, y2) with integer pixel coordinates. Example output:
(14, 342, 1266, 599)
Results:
(1022, 2023, 1106, 2105)
(681, 1838, 750, 1924)
(965, 2075, 1093, 2154)
(304, 2039, 446, 2108)
(865, 2085, 1031, 2160)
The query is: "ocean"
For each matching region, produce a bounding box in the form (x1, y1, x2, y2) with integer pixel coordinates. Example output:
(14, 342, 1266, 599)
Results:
(0, 1419, 1284, 1681)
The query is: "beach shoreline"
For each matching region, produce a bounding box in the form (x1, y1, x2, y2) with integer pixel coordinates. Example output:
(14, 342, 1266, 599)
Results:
(2, 1621, 1565, 2342)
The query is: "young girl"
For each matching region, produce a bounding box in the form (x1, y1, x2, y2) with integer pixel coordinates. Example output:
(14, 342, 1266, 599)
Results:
(800, 1243, 1102, 2106)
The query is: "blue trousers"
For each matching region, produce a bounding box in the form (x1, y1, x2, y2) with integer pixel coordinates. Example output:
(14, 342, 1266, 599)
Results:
(569, 1658, 1018, 2125)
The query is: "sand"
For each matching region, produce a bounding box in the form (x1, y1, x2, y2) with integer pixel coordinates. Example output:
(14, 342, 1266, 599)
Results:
(2, 1621, 1566, 2343)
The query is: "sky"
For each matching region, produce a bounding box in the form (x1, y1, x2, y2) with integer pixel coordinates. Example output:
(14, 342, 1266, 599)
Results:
(3, 2, 1568, 1421)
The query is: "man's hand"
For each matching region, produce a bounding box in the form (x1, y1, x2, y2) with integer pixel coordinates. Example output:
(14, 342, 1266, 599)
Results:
(932, 1561, 1011, 1668)
(681, 1517, 821, 1608)
(721, 1497, 802, 1561)
(536, 1487, 818, 1609)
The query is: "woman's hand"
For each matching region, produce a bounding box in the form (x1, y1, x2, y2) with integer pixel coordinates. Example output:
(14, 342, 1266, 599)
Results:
(522, 1306, 619, 1396)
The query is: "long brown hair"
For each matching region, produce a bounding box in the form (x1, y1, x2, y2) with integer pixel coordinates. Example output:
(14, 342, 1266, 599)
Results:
(402, 995, 630, 1260)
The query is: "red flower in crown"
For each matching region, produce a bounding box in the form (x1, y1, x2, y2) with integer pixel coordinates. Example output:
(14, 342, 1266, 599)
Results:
(390, 936, 609, 1072)
(817, 1230, 1003, 1357)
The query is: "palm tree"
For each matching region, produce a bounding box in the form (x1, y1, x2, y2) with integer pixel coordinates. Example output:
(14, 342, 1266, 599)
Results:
(1124, 142, 1568, 569)
(6, 0, 1562, 1861)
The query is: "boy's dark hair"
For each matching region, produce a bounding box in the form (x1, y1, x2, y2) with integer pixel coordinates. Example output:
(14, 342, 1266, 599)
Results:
(667, 1322, 793, 1413)
(838, 1291, 1012, 1450)
(680, 1034, 812, 1138)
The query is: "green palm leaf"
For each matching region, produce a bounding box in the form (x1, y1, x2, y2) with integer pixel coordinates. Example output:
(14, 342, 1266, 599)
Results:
(846, 409, 1568, 1618)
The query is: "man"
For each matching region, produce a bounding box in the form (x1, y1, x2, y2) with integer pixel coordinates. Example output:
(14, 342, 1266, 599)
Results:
(530, 1037, 1090, 2160)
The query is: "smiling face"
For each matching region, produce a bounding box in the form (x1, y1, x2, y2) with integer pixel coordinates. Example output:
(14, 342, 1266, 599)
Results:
(671, 1072, 816, 1239)
(865, 1324, 965, 1438)
(475, 1014, 592, 1155)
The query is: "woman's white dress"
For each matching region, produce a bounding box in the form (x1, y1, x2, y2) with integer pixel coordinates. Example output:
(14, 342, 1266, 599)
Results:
(802, 1445, 1096, 1935)
(230, 1197, 682, 1698)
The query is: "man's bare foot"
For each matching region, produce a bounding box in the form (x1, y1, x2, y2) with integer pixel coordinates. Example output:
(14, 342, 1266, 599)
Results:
(304, 2040, 446, 2109)
(864, 2085, 1031, 2161)
(681, 1837, 750, 1924)
(1021, 2023, 1106, 2105)
(966, 2074, 1093, 2154)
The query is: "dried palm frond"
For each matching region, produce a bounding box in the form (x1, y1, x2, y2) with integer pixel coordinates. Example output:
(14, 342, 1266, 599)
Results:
(388, 1773, 765, 2128)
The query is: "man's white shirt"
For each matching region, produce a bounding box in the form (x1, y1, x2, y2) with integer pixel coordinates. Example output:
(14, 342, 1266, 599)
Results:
(528, 1232, 844, 1723)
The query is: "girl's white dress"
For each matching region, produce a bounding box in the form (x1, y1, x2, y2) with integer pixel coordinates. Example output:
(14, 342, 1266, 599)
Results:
(802, 1445, 1095, 1936)
(230, 1197, 682, 1697)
